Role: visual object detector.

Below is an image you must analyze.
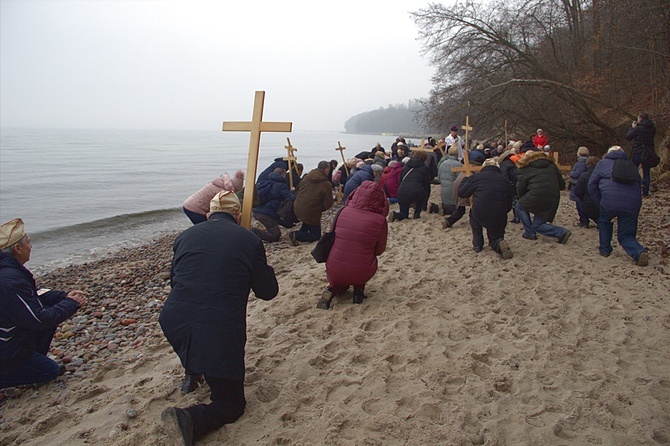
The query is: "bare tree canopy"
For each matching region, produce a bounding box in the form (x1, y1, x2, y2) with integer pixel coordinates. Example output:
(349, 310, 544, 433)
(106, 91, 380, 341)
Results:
(412, 0, 670, 156)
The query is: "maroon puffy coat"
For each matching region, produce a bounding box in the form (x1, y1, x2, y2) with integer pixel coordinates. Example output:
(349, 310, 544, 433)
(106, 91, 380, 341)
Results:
(326, 181, 388, 288)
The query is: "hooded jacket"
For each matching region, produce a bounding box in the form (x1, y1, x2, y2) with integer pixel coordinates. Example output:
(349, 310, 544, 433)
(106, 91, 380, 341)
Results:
(326, 181, 388, 288)
(159, 212, 278, 381)
(588, 150, 642, 214)
(293, 168, 334, 226)
(437, 155, 462, 207)
(0, 253, 80, 374)
(626, 119, 656, 155)
(252, 171, 293, 219)
(383, 163, 404, 199)
(458, 165, 513, 228)
(516, 151, 565, 221)
(397, 157, 431, 204)
(183, 176, 231, 215)
(343, 165, 374, 202)
(568, 155, 589, 201)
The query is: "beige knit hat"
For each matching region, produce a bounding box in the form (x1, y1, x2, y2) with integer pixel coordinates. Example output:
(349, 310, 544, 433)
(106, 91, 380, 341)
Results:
(209, 190, 240, 214)
(0, 218, 26, 249)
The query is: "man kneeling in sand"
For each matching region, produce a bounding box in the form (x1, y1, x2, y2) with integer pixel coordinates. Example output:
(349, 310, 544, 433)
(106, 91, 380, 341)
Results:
(160, 190, 279, 445)
(457, 159, 514, 259)
(0, 218, 87, 389)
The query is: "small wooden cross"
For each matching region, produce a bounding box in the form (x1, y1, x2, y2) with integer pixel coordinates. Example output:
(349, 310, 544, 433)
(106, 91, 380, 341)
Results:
(336, 141, 349, 176)
(222, 91, 292, 229)
(462, 116, 473, 154)
(284, 137, 298, 190)
(409, 138, 433, 155)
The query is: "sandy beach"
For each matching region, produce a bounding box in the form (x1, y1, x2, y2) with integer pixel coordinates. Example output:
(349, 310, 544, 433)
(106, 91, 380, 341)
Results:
(1, 178, 669, 446)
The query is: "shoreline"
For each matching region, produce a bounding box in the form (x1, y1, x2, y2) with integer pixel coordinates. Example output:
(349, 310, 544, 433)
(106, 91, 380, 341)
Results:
(1, 182, 669, 445)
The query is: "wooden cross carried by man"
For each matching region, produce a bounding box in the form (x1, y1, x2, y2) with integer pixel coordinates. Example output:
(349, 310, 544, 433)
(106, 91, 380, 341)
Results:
(222, 91, 292, 229)
(284, 138, 298, 190)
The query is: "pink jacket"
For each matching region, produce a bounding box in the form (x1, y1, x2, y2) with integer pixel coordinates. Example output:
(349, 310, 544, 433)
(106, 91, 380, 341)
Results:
(183, 171, 244, 215)
(326, 181, 388, 288)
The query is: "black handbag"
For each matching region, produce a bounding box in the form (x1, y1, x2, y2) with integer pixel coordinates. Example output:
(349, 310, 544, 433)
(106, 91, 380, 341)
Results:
(310, 208, 343, 263)
(642, 149, 660, 168)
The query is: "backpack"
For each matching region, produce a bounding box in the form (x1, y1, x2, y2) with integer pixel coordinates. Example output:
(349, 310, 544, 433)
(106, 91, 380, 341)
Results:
(276, 197, 298, 228)
(611, 158, 639, 184)
(256, 180, 272, 206)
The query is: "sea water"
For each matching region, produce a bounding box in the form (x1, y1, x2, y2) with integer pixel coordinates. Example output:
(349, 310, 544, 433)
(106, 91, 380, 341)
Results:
(0, 128, 407, 272)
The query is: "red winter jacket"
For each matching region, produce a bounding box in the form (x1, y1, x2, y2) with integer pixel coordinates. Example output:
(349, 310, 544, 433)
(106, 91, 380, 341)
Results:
(326, 181, 388, 288)
(533, 134, 548, 149)
(383, 163, 403, 198)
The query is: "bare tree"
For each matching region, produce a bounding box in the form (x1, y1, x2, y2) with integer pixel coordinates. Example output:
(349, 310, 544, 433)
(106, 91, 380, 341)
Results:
(412, 0, 670, 156)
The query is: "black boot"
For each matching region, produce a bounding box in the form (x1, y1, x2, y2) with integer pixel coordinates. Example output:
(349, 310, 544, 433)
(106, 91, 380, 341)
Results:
(161, 407, 194, 446)
(353, 289, 365, 305)
(180, 373, 203, 394)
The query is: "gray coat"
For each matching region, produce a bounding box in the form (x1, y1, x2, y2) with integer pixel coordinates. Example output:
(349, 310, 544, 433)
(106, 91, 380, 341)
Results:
(437, 155, 462, 207)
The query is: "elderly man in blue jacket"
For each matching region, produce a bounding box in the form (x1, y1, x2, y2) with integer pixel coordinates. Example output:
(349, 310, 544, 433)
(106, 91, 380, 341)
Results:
(160, 190, 279, 445)
(588, 146, 649, 266)
(0, 218, 87, 389)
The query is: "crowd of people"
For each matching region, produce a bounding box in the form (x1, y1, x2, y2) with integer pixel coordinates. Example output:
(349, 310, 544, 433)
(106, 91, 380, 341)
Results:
(0, 113, 659, 445)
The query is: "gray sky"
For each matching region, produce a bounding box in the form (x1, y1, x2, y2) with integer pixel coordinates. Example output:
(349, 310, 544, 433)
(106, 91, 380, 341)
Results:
(1, 0, 435, 132)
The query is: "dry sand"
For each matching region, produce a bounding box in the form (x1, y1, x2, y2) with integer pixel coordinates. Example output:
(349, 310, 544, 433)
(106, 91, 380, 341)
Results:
(1, 180, 669, 446)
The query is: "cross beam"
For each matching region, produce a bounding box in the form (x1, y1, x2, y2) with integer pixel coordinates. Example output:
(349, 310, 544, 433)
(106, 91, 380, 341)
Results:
(222, 91, 292, 229)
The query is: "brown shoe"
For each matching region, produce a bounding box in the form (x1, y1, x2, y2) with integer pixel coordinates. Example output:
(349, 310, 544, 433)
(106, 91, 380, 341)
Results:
(636, 251, 649, 266)
(316, 287, 335, 309)
(288, 232, 299, 246)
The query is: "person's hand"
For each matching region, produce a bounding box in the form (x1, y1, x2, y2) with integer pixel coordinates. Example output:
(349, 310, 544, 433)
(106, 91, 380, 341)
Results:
(67, 290, 87, 308)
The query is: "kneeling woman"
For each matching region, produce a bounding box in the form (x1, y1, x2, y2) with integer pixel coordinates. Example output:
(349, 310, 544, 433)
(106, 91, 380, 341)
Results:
(319, 181, 388, 308)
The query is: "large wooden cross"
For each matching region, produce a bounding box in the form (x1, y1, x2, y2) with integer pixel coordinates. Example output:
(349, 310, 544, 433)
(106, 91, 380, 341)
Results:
(284, 138, 298, 190)
(336, 141, 349, 176)
(222, 91, 292, 229)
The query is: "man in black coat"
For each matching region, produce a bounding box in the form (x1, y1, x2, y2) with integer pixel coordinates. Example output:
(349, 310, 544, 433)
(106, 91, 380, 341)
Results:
(160, 190, 278, 445)
(626, 112, 656, 197)
(457, 159, 514, 259)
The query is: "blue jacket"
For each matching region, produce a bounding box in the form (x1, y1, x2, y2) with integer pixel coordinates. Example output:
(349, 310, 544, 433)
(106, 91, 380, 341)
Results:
(343, 165, 374, 202)
(588, 150, 641, 214)
(568, 156, 588, 201)
(257, 158, 288, 183)
(252, 172, 293, 219)
(0, 252, 80, 374)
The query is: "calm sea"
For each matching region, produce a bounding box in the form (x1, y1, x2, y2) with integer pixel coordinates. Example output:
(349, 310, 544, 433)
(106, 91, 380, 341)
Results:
(0, 128, 406, 272)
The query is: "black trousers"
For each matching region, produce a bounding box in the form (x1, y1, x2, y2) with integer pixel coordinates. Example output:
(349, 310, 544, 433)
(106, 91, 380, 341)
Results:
(185, 376, 246, 440)
(469, 212, 506, 252)
(445, 206, 466, 226)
